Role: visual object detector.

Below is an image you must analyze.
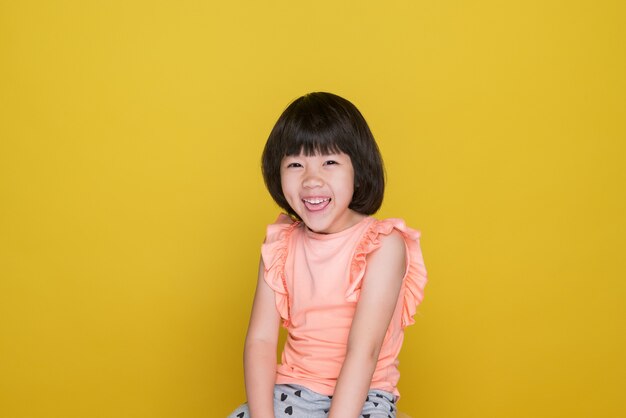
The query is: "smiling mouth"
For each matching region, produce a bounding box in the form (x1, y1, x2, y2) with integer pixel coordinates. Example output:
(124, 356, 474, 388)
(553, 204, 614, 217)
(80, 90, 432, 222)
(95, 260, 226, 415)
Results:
(302, 197, 331, 211)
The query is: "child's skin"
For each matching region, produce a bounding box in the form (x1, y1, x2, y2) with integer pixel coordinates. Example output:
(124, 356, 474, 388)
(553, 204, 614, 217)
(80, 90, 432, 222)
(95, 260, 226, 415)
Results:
(243, 152, 407, 418)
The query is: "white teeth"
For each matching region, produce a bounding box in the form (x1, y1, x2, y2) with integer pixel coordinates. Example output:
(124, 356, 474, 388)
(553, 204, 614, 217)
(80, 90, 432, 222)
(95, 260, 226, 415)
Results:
(303, 198, 330, 205)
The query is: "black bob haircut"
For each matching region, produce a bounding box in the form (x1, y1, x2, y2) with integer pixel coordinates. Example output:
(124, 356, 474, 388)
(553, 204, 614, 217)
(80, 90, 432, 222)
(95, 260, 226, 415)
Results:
(261, 92, 385, 219)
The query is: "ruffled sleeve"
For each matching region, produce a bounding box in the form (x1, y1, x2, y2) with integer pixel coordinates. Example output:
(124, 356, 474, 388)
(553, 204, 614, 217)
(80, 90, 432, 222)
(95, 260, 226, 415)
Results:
(347, 218, 428, 328)
(261, 213, 298, 327)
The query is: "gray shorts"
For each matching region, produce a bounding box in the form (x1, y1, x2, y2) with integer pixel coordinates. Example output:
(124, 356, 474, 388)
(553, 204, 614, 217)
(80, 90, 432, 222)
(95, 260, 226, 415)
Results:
(227, 384, 396, 418)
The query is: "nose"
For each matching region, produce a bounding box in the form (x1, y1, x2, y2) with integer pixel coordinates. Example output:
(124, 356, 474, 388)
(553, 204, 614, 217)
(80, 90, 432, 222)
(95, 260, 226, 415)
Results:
(302, 167, 323, 188)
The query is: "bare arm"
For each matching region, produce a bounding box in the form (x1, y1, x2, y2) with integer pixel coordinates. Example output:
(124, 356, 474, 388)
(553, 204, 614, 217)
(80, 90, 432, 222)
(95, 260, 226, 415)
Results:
(244, 258, 281, 418)
(328, 231, 406, 418)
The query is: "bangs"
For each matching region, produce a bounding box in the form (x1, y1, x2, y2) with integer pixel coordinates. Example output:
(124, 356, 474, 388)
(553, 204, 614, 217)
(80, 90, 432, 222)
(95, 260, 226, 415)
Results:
(282, 125, 349, 157)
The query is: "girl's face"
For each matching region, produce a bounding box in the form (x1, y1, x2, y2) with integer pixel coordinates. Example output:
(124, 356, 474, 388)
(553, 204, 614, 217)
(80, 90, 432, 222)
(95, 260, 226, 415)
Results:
(280, 152, 366, 234)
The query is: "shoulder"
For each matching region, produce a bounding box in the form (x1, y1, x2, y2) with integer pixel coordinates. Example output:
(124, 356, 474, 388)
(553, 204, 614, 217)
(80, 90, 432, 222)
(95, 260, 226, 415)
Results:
(366, 227, 406, 276)
(261, 213, 301, 271)
(360, 217, 424, 276)
(368, 227, 406, 259)
(352, 217, 413, 267)
(352, 218, 408, 278)
(371, 218, 420, 239)
(375, 226, 405, 248)
(361, 217, 416, 254)
(264, 213, 301, 243)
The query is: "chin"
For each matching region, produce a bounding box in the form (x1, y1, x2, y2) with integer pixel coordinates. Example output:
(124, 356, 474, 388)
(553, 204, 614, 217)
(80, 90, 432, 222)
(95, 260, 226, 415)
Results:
(299, 215, 331, 233)
(309, 225, 330, 234)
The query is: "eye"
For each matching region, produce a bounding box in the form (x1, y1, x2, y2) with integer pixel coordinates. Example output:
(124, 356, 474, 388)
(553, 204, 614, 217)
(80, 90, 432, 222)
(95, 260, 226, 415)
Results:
(286, 162, 302, 168)
(324, 160, 339, 165)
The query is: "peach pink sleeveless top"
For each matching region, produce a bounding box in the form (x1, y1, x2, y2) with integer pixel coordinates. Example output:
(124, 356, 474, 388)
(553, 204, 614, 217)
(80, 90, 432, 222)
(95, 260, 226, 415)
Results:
(261, 214, 427, 398)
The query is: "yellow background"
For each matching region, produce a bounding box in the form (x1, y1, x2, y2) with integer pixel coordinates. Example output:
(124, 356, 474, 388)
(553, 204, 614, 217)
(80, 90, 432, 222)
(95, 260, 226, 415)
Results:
(1, 1, 625, 417)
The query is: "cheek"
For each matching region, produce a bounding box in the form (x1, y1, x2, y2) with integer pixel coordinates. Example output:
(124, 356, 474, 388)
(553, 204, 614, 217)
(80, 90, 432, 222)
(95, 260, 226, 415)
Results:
(344, 171, 356, 190)
(336, 176, 355, 201)
(346, 174, 357, 200)
(280, 174, 296, 198)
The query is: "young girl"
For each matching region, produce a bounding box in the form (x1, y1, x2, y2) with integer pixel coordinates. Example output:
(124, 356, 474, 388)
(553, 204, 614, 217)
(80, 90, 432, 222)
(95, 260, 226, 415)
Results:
(227, 92, 427, 418)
